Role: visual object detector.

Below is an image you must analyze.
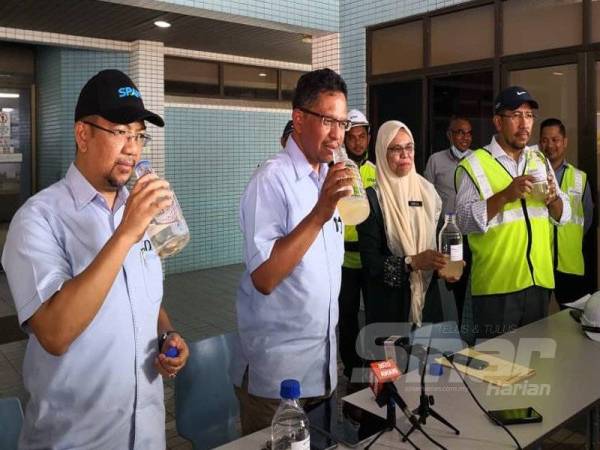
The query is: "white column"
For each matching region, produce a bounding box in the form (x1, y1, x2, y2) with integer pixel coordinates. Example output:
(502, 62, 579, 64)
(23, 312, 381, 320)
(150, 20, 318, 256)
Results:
(129, 40, 165, 177)
(312, 33, 340, 73)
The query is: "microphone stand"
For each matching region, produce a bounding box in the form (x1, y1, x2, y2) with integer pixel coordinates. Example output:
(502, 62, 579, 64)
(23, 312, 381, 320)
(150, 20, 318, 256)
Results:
(403, 344, 460, 442)
(365, 391, 419, 450)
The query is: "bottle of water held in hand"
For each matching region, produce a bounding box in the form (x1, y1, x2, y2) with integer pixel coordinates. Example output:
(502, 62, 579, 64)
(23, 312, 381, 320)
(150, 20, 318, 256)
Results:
(438, 213, 463, 279)
(134, 160, 190, 258)
(333, 146, 370, 226)
(271, 379, 310, 450)
(526, 147, 549, 202)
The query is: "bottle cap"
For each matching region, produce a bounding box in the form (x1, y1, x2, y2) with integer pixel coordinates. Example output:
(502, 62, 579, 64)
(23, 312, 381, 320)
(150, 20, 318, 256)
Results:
(280, 379, 301, 399)
(429, 363, 444, 376)
(164, 347, 179, 358)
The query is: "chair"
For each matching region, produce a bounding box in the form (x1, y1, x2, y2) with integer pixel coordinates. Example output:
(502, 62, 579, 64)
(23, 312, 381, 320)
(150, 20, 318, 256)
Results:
(0, 396, 24, 450)
(175, 333, 240, 450)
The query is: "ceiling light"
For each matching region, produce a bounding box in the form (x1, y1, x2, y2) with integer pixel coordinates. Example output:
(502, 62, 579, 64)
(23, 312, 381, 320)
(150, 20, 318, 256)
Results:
(0, 93, 19, 98)
(552, 71, 564, 76)
(258, 72, 267, 77)
(302, 35, 312, 44)
(154, 20, 171, 28)
(1, 108, 14, 112)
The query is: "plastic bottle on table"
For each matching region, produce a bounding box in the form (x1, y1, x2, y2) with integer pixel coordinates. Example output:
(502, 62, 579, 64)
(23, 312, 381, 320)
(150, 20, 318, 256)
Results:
(438, 213, 463, 279)
(271, 379, 310, 450)
(333, 146, 370, 226)
(134, 160, 190, 258)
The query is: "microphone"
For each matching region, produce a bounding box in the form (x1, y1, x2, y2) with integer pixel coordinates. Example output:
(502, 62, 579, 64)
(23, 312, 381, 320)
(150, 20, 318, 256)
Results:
(369, 360, 421, 428)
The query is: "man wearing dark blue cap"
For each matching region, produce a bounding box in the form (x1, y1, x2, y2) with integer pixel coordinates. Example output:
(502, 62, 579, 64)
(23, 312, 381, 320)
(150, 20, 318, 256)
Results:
(455, 86, 571, 340)
(2, 69, 188, 449)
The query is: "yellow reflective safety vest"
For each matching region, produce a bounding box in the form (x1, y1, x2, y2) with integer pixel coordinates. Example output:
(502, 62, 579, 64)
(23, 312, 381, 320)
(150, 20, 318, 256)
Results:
(551, 163, 586, 275)
(457, 148, 554, 296)
(344, 160, 376, 268)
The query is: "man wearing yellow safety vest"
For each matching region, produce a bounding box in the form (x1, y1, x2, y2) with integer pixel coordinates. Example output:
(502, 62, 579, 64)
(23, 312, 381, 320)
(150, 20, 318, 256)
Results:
(539, 118, 594, 307)
(455, 87, 571, 340)
(338, 109, 376, 382)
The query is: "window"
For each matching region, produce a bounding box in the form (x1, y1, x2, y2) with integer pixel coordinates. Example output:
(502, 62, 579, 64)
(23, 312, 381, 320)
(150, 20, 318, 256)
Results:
(430, 6, 494, 66)
(223, 64, 277, 100)
(371, 21, 423, 75)
(165, 57, 219, 97)
(503, 0, 582, 55)
(281, 70, 303, 101)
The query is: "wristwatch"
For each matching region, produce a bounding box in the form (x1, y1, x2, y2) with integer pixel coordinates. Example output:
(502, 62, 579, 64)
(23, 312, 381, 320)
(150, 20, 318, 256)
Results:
(404, 256, 413, 272)
(157, 330, 178, 352)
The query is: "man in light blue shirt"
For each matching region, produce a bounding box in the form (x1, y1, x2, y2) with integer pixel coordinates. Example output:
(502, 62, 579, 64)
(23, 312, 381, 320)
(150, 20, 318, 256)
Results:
(1, 69, 189, 449)
(232, 68, 354, 435)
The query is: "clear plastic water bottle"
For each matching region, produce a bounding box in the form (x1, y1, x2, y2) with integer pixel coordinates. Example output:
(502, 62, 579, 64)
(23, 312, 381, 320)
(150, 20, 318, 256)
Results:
(271, 379, 310, 450)
(525, 147, 549, 202)
(438, 213, 463, 279)
(134, 160, 190, 258)
(333, 146, 370, 226)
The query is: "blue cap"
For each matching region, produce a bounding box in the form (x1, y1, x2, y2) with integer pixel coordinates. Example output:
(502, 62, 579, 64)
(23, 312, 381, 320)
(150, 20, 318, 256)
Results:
(280, 379, 301, 399)
(429, 363, 444, 376)
(494, 86, 539, 114)
(164, 347, 179, 358)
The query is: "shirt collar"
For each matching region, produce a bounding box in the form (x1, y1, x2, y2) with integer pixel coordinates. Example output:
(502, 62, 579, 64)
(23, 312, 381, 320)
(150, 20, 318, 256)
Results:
(487, 135, 530, 162)
(66, 163, 128, 212)
(285, 136, 328, 182)
(450, 145, 472, 161)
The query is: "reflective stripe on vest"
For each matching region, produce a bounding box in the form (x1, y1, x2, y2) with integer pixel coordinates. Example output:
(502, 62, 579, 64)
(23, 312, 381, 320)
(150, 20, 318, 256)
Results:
(552, 164, 585, 275)
(344, 160, 376, 269)
(458, 149, 554, 295)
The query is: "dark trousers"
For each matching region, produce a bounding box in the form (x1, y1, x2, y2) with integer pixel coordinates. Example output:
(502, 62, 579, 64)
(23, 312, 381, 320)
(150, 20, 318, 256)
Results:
(338, 267, 368, 379)
(554, 270, 590, 308)
(471, 286, 550, 340)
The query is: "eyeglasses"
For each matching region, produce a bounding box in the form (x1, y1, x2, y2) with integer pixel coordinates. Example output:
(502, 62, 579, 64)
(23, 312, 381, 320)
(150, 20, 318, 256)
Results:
(83, 121, 152, 147)
(451, 129, 472, 137)
(297, 107, 352, 132)
(499, 111, 536, 122)
(387, 143, 415, 156)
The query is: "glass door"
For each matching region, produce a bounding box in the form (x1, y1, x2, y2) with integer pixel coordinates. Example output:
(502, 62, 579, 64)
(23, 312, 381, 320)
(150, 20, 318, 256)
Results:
(0, 85, 32, 254)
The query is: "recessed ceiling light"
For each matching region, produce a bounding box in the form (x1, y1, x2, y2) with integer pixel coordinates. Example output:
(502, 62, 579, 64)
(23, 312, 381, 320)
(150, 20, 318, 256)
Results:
(258, 72, 267, 77)
(302, 35, 312, 44)
(154, 20, 171, 28)
(552, 71, 564, 76)
(0, 93, 19, 98)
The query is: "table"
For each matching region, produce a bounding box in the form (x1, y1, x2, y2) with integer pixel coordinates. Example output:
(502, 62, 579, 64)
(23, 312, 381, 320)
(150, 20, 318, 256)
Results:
(216, 310, 600, 449)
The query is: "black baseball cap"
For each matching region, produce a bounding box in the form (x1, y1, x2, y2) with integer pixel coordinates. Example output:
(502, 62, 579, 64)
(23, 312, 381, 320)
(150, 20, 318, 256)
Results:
(494, 86, 539, 114)
(74, 69, 164, 127)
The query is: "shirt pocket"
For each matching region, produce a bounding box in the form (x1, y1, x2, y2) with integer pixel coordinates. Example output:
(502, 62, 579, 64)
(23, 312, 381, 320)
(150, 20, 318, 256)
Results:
(140, 249, 164, 303)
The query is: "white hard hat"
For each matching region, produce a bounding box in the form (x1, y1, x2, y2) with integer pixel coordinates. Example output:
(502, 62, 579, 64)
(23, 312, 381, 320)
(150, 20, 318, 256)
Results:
(348, 109, 369, 129)
(582, 291, 600, 342)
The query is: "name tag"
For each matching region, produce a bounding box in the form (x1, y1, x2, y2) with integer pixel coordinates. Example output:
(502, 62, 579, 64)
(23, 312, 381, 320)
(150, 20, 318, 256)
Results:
(408, 201, 423, 207)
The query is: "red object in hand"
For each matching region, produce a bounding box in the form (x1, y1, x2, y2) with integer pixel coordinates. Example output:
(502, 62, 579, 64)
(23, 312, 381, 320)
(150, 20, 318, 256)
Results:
(369, 359, 401, 397)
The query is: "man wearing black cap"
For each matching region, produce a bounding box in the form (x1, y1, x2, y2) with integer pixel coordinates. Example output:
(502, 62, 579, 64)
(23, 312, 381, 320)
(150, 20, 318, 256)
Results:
(1, 69, 188, 448)
(455, 86, 570, 340)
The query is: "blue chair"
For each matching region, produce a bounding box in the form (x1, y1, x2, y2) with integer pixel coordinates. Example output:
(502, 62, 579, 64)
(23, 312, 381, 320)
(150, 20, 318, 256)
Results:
(0, 396, 24, 450)
(175, 333, 240, 449)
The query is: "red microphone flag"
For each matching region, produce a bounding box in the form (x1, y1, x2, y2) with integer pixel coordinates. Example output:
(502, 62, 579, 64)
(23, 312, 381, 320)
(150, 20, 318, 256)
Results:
(369, 359, 401, 397)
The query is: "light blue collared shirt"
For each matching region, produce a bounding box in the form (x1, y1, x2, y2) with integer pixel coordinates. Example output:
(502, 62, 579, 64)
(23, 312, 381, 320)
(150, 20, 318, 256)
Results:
(231, 137, 344, 399)
(1, 164, 165, 450)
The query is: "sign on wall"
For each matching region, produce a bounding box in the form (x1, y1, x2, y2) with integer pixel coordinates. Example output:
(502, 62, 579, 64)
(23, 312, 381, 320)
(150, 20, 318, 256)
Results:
(0, 111, 11, 153)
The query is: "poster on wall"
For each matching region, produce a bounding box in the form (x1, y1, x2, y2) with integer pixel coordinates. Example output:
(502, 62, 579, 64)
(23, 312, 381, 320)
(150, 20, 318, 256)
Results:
(0, 111, 11, 153)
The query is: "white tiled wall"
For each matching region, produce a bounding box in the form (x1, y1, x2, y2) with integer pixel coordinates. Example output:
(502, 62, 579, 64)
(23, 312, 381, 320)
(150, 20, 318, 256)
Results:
(312, 33, 340, 73)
